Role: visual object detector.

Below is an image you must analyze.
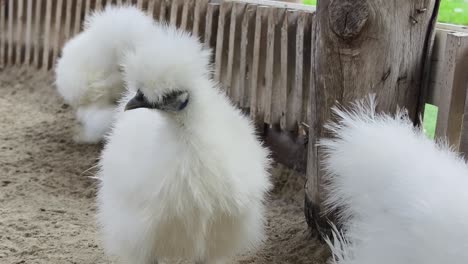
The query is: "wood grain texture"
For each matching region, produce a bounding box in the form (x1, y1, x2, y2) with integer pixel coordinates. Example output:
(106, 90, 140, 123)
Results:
(159, 0, 167, 22)
(204, 3, 219, 61)
(305, 0, 442, 233)
(84, 0, 91, 19)
(7, 0, 13, 65)
(0, 0, 5, 67)
(427, 30, 449, 107)
(73, 0, 84, 36)
(204, 3, 218, 46)
(137, 0, 144, 9)
(226, 2, 246, 100)
(95, 0, 102, 10)
(249, 6, 268, 126)
(214, 1, 232, 84)
(193, 0, 208, 39)
(238, 4, 256, 109)
(169, 0, 181, 26)
(265, 7, 285, 126)
(434, 33, 468, 148)
(33, 0, 42, 67)
(236, 0, 315, 12)
(286, 11, 306, 131)
(459, 89, 468, 159)
(180, 0, 194, 32)
(52, 0, 64, 68)
(15, 0, 23, 65)
(279, 11, 294, 130)
(63, 0, 73, 46)
(147, 0, 156, 18)
(42, 0, 52, 71)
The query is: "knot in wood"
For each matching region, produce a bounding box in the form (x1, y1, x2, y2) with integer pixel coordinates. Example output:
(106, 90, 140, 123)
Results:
(328, 0, 370, 40)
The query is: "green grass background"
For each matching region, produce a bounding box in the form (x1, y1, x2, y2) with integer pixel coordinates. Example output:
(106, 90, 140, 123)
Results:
(302, 0, 468, 138)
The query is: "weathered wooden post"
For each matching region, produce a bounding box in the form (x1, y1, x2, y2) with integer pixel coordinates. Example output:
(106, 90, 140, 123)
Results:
(304, 0, 441, 234)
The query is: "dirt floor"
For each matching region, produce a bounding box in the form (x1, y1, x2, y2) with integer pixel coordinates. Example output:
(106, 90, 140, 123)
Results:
(0, 68, 329, 264)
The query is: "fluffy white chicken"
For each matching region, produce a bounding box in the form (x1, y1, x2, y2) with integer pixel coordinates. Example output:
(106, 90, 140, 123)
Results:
(96, 26, 272, 264)
(320, 96, 468, 264)
(55, 5, 158, 143)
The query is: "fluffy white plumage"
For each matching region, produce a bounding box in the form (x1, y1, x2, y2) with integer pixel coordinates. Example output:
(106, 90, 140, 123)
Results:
(97, 26, 272, 264)
(320, 96, 468, 264)
(54, 5, 158, 143)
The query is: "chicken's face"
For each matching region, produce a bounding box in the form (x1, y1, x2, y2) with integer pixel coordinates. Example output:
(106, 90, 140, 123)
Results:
(122, 26, 212, 114)
(124, 89, 189, 112)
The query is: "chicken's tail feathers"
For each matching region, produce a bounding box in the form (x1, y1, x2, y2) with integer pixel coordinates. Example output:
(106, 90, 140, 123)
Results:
(317, 94, 422, 219)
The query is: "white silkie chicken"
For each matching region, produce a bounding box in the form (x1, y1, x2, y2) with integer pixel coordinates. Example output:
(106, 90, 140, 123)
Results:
(55, 5, 158, 143)
(96, 26, 272, 264)
(320, 96, 468, 264)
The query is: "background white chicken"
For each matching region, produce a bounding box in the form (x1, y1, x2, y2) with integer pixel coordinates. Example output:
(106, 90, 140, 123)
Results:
(54, 5, 158, 143)
(320, 96, 468, 264)
(96, 25, 272, 264)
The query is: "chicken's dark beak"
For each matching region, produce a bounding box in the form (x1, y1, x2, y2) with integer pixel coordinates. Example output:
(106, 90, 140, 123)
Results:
(125, 90, 190, 112)
(125, 90, 152, 111)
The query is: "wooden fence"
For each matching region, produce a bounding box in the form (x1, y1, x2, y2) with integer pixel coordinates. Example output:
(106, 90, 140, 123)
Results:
(0, 0, 316, 172)
(428, 24, 468, 156)
(1, 0, 468, 205)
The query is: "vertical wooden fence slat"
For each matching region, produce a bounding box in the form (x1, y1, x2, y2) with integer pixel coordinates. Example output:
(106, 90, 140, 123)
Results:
(169, 0, 179, 26)
(288, 13, 307, 129)
(180, 0, 190, 31)
(305, 13, 316, 131)
(84, 0, 91, 19)
(0, 0, 5, 67)
(24, 0, 33, 65)
(238, 4, 256, 109)
(305, 8, 319, 233)
(250, 6, 268, 125)
(285, 11, 299, 131)
(434, 32, 468, 147)
(307, 13, 316, 131)
(427, 30, 449, 108)
(193, 0, 208, 39)
(73, 0, 84, 35)
(95, 0, 103, 10)
(147, 0, 156, 18)
(63, 0, 73, 45)
(269, 7, 285, 127)
(42, 0, 53, 71)
(137, 0, 144, 9)
(214, 2, 232, 84)
(226, 3, 246, 101)
(301, 13, 312, 127)
(153, 0, 162, 20)
(459, 90, 468, 159)
(204, 3, 219, 51)
(159, 0, 167, 22)
(193, 0, 202, 36)
(52, 0, 64, 68)
(7, 0, 13, 65)
(33, 0, 42, 68)
(263, 7, 282, 125)
(279, 11, 292, 130)
(116, 0, 123, 6)
(15, 0, 24, 65)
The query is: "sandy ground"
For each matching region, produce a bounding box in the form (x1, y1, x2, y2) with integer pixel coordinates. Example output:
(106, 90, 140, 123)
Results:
(0, 68, 329, 264)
